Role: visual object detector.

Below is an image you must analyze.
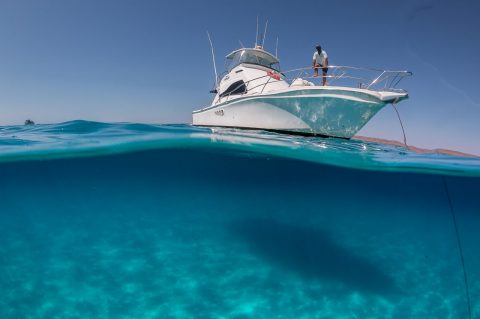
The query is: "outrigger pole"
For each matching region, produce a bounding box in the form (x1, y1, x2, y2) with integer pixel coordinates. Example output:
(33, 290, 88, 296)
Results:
(206, 31, 218, 89)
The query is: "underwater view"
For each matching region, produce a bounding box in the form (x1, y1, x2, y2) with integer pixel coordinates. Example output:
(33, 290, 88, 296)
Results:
(0, 121, 479, 319)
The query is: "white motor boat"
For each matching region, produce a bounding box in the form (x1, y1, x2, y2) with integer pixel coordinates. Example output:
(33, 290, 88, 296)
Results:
(192, 46, 412, 139)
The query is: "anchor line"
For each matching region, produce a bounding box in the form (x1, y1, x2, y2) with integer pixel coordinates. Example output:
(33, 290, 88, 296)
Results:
(391, 101, 408, 148)
(442, 176, 472, 319)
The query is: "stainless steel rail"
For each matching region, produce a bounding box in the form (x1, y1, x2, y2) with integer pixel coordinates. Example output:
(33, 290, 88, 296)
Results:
(283, 66, 413, 91)
(215, 65, 412, 104)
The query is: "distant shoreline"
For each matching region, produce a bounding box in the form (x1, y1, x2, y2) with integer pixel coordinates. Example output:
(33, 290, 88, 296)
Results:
(353, 136, 478, 158)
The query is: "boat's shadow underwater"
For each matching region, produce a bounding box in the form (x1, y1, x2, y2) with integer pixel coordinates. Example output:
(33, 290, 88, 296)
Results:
(229, 218, 398, 297)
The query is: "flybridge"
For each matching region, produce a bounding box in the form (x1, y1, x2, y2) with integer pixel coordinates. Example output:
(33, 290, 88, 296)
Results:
(226, 48, 281, 72)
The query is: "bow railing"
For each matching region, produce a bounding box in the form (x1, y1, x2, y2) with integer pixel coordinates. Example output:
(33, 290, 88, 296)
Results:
(213, 65, 413, 104)
(283, 66, 412, 92)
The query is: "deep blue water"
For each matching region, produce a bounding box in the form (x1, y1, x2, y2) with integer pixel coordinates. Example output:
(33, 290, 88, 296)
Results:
(0, 121, 479, 318)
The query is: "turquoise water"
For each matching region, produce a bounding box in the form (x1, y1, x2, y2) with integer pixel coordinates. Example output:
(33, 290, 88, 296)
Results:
(0, 120, 479, 318)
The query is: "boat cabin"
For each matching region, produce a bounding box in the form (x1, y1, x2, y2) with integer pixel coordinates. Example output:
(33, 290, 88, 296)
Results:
(212, 47, 288, 103)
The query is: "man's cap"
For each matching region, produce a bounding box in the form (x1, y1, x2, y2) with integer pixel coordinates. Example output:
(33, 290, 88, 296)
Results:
(315, 45, 322, 50)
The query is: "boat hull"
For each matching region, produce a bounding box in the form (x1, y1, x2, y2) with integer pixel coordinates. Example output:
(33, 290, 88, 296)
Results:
(193, 87, 404, 139)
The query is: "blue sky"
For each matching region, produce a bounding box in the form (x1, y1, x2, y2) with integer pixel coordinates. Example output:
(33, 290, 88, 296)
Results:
(1, 0, 479, 155)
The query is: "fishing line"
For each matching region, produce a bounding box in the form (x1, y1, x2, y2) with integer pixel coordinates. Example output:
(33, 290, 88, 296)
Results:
(442, 176, 472, 319)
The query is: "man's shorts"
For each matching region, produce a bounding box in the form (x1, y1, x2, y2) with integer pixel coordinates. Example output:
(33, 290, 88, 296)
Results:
(315, 64, 328, 73)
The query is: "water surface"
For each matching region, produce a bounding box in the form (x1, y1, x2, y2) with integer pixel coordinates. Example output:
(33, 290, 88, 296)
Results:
(0, 121, 478, 318)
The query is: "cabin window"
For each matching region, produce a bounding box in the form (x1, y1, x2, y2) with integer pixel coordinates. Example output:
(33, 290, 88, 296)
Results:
(219, 80, 247, 97)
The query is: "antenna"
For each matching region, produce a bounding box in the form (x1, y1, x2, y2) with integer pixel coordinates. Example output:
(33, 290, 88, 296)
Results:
(206, 31, 218, 89)
(255, 15, 259, 47)
(261, 19, 269, 48)
(275, 36, 279, 57)
(239, 40, 245, 48)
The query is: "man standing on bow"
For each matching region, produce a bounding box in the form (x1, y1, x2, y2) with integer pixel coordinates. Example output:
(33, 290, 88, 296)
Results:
(313, 45, 329, 86)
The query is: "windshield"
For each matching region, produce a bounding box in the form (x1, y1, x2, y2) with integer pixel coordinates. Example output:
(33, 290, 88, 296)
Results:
(227, 49, 280, 72)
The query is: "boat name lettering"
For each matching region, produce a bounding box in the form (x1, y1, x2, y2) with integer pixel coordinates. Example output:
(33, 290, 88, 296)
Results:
(215, 110, 224, 116)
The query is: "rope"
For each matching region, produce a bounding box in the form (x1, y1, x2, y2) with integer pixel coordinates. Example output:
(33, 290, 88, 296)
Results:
(442, 176, 472, 319)
(391, 101, 408, 148)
